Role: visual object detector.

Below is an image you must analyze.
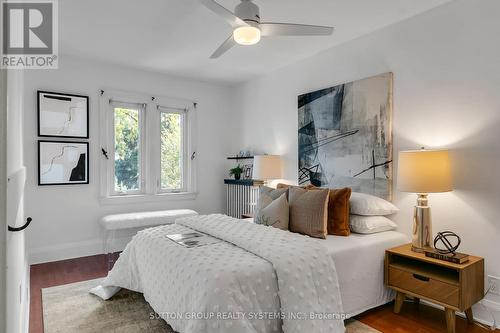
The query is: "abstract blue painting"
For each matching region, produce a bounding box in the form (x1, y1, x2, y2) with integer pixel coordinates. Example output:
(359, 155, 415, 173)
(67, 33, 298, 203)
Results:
(298, 73, 393, 199)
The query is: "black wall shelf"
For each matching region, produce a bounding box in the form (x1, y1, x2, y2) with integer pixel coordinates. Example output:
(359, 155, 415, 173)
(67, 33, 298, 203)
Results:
(226, 156, 254, 160)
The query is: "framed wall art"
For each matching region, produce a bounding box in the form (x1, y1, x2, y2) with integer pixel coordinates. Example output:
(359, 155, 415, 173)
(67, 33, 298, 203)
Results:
(38, 140, 89, 185)
(298, 72, 393, 200)
(38, 91, 89, 138)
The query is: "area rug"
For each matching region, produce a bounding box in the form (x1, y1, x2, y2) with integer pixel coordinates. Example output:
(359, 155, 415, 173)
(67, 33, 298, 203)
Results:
(42, 278, 381, 333)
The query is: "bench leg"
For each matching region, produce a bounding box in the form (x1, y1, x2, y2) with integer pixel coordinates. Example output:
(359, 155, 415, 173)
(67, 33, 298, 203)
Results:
(394, 292, 405, 314)
(106, 229, 116, 271)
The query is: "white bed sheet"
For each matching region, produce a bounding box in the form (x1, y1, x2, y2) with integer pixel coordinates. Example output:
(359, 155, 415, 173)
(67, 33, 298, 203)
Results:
(321, 231, 409, 317)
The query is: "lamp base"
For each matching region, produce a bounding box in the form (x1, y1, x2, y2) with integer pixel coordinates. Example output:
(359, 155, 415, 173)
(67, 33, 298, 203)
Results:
(411, 194, 433, 253)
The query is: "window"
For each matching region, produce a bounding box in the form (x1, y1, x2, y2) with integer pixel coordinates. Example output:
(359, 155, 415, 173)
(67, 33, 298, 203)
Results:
(159, 109, 186, 192)
(112, 105, 143, 194)
(100, 91, 196, 203)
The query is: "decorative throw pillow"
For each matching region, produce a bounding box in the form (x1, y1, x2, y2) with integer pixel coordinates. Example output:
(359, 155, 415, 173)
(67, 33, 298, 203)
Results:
(350, 215, 397, 234)
(254, 186, 288, 225)
(254, 193, 289, 230)
(258, 186, 288, 201)
(325, 187, 352, 236)
(307, 186, 352, 236)
(288, 187, 329, 239)
(350, 192, 399, 216)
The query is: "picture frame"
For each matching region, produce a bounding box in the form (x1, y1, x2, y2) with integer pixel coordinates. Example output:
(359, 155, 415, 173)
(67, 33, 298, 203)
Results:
(298, 72, 393, 200)
(38, 140, 89, 185)
(37, 91, 89, 138)
(244, 164, 253, 179)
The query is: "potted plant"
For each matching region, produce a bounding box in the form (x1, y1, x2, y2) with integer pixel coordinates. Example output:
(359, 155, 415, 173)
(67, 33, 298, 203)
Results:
(229, 165, 244, 180)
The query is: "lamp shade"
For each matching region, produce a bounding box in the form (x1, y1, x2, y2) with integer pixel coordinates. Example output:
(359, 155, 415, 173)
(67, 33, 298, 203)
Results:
(253, 155, 282, 180)
(397, 149, 453, 193)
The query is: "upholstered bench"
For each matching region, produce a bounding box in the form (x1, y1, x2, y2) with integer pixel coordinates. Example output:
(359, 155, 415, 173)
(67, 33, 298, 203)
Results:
(100, 209, 198, 269)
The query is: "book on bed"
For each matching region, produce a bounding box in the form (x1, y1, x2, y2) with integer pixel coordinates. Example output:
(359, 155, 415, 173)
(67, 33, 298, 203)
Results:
(166, 232, 221, 248)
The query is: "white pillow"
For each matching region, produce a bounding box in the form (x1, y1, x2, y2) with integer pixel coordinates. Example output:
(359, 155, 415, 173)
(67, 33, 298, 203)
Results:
(349, 192, 399, 216)
(350, 215, 397, 234)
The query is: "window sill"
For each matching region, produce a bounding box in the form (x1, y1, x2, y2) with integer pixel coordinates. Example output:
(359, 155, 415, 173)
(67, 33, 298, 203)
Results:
(99, 192, 198, 206)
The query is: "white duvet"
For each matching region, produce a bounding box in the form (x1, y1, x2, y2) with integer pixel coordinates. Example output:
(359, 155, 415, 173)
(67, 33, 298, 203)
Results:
(93, 214, 345, 333)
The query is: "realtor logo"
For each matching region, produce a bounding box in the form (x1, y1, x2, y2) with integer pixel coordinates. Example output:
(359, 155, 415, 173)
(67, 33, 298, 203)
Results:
(1, 0, 58, 68)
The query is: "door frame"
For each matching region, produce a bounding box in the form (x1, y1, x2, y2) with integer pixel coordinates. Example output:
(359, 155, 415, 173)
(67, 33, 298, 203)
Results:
(0, 67, 8, 333)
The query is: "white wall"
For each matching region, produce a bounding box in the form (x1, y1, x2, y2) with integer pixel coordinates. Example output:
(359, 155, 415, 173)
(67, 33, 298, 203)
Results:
(232, 0, 500, 325)
(24, 56, 236, 264)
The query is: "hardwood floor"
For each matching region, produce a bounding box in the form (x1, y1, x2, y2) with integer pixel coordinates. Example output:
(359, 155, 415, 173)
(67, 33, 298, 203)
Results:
(356, 301, 497, 333)
(29, 254, 498, 333)
(29, 254, 109, 333)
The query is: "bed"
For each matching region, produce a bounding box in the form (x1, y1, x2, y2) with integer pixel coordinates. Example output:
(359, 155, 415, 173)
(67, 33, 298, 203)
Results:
(323, 231, 409, 316)
(92, 214, 408, 333)
(244, 219, 409, 316)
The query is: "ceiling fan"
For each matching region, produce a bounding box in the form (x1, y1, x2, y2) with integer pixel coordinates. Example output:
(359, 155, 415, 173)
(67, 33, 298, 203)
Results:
(200, 0, 334, 58)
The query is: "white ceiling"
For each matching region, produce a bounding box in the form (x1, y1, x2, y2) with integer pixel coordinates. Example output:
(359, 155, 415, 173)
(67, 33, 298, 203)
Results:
(60, 0, 451, 84)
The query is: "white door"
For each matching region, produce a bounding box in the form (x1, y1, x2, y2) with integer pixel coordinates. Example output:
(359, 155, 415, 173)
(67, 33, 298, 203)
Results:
(5, 70, 29, 333)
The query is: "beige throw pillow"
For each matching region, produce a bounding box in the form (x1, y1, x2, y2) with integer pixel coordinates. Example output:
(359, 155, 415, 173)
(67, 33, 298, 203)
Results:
(288, 187, 329, 239)
(254, 193, 289, 230)
(254, 186, 289, 230)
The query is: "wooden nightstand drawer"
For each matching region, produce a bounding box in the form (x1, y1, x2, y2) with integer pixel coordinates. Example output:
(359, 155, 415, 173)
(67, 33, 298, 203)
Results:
(388, 265, 459, 307)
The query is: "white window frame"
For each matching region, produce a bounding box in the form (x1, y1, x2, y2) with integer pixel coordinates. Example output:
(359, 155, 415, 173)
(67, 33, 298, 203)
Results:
(99, 90, 197, 205)
(109, 101, 146, 196)
(157, 106, 188, 194)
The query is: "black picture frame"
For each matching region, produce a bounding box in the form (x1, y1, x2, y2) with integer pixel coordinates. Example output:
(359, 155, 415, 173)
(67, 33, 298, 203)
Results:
(38, 140, 89, 186)
(244, 164, 253, 179)
(37, 90, 89, 139)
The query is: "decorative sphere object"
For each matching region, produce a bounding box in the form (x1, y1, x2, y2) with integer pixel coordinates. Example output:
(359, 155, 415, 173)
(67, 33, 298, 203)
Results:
(433, 231, 461, 255)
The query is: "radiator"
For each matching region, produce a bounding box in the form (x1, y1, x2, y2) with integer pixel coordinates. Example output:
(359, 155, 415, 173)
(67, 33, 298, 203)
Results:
(224, 179, 263, 218)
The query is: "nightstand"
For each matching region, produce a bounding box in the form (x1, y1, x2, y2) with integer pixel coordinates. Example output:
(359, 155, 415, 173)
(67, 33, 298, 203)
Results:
(385, 244, 484, 333)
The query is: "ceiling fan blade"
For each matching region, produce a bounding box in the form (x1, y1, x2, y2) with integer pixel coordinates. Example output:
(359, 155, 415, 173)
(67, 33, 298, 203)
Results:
(210, 35, 236, 59)
(260, 23, 334, 37)
(200, 0, 247, 28)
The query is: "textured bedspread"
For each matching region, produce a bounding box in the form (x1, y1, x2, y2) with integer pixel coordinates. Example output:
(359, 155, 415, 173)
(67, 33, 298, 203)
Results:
(93, 214, 345, 333)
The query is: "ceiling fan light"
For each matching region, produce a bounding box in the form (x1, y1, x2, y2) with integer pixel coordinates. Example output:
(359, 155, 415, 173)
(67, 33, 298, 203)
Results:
(233, 26, 261, 45)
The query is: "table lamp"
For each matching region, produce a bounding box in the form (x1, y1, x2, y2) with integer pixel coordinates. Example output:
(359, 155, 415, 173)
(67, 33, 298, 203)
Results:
(253, 155, 282, 184)
(397, 149, 453, 252)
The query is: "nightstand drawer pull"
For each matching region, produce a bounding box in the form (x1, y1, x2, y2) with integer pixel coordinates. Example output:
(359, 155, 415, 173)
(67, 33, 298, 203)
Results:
(412, 273, 430, 282)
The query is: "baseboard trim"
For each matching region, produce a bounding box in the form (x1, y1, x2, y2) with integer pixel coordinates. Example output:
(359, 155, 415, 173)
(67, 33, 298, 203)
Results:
(29, 239, 103, 265)
(29, 236, 132, 265)
(420, 298, 500, 329)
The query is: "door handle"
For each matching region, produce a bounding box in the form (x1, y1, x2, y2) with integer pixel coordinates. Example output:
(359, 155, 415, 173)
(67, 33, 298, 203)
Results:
(8, 217, 32, 232)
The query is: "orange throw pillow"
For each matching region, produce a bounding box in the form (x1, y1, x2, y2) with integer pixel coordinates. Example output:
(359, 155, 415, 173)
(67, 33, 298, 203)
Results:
(326, 188, 352, 236)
